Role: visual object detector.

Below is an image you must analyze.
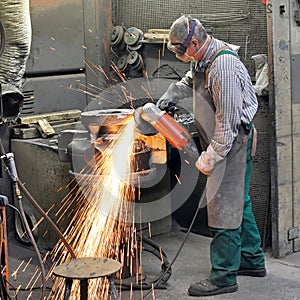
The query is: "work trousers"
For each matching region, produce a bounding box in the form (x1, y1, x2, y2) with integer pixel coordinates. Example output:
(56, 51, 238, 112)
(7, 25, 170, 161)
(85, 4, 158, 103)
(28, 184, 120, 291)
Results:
(208, 129, 265, 287)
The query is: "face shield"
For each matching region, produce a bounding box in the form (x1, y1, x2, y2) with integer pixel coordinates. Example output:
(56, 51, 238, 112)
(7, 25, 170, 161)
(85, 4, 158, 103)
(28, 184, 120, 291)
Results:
(167, 19, 196, 56)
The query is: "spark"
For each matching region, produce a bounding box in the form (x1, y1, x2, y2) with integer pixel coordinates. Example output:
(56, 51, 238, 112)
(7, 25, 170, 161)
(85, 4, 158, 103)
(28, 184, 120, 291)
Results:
(84, 59, 108, 86)
(11, 260, 24, 280)
(159, 246, 164, 265)
(175, 174, 181, 185)
(33, 204, 55, 232)
(49, 119, 138, 299)
(22, 258, 32, 273)
(111, 61, 126, 83)
(152, 283, 156, 299)
(25, 267, 39, 290)
(14, 285, 21, 298)
(148, 222, 152, 238)
(26, 291, 33, 300)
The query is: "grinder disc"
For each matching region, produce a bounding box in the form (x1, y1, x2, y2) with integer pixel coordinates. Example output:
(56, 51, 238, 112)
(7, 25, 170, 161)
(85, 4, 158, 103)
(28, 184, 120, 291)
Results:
(134, 107, 158, 136)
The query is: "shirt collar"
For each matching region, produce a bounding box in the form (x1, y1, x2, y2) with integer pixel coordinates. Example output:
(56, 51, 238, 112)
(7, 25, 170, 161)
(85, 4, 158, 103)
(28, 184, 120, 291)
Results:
(194, 37, 226, 72)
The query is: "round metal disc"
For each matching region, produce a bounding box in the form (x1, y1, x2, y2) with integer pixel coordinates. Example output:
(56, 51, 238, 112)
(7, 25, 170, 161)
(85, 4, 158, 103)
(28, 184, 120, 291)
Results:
(124, 27, 141, 46)
(53, 257, 122, 279)
(81, 109, 134, 128)
(127, 50, 139, 65)
(111, 25, 124, 46)
(134, 107, 158, 136)
(117, 54, 128, 71)
(127, 43, 143, 51)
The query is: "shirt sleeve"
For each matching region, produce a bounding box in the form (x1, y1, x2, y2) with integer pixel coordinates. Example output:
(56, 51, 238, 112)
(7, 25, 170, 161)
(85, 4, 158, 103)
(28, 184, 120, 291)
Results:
(209, 67, 243, 157)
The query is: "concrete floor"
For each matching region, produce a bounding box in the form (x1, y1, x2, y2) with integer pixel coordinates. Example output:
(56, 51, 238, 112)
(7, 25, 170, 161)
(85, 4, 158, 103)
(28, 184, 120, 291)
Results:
(6, 222, 300, 300)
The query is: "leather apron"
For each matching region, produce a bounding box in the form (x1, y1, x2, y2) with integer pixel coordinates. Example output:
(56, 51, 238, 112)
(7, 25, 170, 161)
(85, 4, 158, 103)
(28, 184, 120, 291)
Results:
(193, 70, 248, 229)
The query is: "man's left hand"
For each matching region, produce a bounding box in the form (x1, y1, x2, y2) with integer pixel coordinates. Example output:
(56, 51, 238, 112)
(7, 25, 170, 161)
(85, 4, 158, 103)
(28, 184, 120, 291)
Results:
(195, 144, 224, 176)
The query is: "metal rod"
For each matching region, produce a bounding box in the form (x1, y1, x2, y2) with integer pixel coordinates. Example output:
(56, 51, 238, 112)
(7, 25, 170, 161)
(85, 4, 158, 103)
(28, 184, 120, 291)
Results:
(108, 276, 119, 300)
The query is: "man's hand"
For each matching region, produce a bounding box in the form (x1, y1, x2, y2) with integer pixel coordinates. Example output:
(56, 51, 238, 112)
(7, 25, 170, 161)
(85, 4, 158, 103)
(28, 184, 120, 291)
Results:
(156, 97, 170, 110)
(156, 82, 183, 110)
(195, 144, 224, 176)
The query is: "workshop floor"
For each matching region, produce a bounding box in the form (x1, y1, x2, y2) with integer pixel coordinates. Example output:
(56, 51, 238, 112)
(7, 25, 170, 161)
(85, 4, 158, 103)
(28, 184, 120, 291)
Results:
(7, 221, 300, 300)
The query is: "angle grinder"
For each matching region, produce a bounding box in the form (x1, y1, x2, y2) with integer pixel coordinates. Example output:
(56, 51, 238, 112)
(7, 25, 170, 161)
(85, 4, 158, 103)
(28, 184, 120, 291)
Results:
(134, 103, 198, 160)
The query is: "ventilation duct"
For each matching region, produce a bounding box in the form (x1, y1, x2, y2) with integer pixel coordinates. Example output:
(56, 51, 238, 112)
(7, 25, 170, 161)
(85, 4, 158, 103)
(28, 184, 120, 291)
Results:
(0, 0, 32, 121)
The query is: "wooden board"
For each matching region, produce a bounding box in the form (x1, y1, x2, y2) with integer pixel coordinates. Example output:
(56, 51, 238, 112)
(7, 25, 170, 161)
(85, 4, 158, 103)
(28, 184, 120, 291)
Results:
(17, 109, 81, 125)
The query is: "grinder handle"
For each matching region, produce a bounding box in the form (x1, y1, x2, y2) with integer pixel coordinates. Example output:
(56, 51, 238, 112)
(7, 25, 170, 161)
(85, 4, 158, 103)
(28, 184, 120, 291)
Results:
(152, 113, 190, 150)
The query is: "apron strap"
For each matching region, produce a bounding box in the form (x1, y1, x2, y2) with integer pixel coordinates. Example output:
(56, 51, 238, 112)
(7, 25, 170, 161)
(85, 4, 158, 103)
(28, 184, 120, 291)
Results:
(251, 125, 258, 158)
(205, 46, 239, 88)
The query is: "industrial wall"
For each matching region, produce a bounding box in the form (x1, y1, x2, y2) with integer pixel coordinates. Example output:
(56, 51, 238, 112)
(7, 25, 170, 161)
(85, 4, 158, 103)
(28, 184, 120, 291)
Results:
(269, 0, 300, 257)
(113, 0, 267, 78)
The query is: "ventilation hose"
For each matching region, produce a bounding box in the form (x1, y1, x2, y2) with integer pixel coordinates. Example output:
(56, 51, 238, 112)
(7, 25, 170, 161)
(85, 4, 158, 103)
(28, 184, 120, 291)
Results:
(0, 0, 32, 120)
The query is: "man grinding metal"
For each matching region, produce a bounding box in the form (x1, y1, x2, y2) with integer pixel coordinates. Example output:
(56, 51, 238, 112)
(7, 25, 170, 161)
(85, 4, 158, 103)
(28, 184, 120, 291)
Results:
(156, 15, 266, 297)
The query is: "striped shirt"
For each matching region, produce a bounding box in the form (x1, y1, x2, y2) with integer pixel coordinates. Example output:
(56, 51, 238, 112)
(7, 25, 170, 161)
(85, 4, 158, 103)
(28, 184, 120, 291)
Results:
(193, 38, 258, 157)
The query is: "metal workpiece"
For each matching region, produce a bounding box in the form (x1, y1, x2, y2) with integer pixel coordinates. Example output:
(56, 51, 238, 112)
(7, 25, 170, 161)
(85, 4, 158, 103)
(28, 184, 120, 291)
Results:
(81, 108, 134, 136)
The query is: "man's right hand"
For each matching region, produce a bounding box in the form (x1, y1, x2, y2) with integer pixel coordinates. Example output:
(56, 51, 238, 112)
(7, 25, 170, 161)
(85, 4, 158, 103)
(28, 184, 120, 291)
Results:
(156, 82, 181, 110)
(156, 98, 171, 110)
(156, 100, 176, 116)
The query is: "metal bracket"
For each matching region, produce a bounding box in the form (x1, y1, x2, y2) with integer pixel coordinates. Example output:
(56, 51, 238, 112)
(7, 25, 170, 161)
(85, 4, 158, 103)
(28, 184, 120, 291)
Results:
(288, 227, 299, 241)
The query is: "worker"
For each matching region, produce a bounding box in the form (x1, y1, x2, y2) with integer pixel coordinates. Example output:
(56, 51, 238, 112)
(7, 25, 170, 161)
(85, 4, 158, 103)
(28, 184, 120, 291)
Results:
(157, 15, 266, 297)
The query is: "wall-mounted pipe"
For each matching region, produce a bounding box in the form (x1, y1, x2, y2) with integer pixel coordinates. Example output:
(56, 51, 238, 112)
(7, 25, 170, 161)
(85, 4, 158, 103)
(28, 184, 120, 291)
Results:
(0, 0, 32, 121)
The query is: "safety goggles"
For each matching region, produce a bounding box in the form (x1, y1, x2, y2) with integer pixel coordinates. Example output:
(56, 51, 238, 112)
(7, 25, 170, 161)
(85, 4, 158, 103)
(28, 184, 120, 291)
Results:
(167, 19, 196, 56)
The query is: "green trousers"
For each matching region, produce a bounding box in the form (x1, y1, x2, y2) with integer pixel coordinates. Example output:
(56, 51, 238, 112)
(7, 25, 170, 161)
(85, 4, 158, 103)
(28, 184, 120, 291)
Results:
(208, 128, 265, 287)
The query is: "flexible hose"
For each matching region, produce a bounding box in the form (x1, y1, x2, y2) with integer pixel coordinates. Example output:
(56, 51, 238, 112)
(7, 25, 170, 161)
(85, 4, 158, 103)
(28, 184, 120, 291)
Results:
(0, 0, 31, 96)
(143, 186, 207, 299)
(16, 192, 46, 300)
(16, 178, 76, 259)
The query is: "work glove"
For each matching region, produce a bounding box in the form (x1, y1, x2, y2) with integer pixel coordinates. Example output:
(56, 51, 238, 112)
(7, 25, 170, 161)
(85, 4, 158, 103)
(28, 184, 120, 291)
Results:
(195, 144, 224, 176)
(157, 72, 193, 110)
(157, 69, 193, 110)
(156, 82, 184, 110)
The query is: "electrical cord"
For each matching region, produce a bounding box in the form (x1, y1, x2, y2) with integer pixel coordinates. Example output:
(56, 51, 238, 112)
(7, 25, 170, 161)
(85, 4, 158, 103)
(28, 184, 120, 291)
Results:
(143, 186, 207, 300)
(113, 234, 171, 291)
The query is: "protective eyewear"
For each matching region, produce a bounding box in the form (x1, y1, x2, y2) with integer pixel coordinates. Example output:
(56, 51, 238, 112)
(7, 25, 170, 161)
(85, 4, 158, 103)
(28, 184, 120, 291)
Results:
(167, 19, 196, 56)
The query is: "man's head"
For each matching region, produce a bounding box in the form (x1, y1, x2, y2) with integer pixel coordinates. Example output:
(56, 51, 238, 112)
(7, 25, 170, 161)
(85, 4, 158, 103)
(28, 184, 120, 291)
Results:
(167, 15, 210, 62)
